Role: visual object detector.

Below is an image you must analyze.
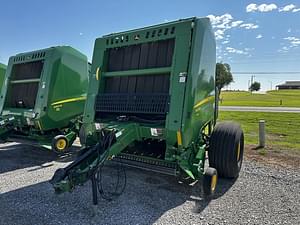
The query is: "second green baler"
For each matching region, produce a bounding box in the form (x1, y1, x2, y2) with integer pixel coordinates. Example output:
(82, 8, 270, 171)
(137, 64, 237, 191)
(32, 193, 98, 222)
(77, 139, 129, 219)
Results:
(0, 46, 89, 152)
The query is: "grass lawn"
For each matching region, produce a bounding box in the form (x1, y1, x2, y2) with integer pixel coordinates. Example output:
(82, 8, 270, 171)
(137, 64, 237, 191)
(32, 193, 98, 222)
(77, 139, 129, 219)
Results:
(218, 111, 300, 153)
(220, 90, 300, 107)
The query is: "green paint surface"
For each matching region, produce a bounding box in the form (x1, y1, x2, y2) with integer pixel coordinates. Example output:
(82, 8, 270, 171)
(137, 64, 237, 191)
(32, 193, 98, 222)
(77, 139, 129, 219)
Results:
(0, 63, 6, 92)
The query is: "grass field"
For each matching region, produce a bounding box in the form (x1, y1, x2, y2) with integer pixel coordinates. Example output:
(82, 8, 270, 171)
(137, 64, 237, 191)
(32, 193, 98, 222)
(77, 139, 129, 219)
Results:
(220, 90, 300, 107)
(218, 111, 300, 153)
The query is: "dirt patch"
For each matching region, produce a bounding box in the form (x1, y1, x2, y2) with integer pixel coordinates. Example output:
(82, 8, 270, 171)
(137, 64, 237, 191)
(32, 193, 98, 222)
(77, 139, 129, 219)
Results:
(244, 144, 300, 169)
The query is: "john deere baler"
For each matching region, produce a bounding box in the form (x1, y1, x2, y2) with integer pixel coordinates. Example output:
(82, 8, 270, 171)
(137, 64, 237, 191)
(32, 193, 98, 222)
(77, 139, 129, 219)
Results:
(0, 46, 89, 152)
(51, 18, 244, 203)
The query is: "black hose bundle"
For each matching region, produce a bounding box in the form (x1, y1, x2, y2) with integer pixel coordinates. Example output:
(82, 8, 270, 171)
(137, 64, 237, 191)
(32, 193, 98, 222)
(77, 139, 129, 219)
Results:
(96, 160, 127, 201)
(92, 130, 127, 201)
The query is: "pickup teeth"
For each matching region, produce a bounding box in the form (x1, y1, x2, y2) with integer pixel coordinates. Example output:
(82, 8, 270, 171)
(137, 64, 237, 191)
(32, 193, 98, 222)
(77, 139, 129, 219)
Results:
(113, 153, 177, 176)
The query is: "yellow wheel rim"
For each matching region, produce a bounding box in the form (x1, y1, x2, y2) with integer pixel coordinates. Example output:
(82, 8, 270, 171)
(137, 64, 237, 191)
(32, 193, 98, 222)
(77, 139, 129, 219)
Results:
(237, 142, 241, 161)
(56, 139, 67, 151)
(211, 174, 217, 192)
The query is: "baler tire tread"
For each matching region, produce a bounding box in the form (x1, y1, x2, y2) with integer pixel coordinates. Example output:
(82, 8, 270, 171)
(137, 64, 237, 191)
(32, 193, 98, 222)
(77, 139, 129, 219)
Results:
(208, 122, 244, 179)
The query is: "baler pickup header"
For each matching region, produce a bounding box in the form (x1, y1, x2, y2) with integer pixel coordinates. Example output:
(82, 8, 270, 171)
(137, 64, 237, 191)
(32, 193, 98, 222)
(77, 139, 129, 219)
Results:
(51, 123, 136, 193)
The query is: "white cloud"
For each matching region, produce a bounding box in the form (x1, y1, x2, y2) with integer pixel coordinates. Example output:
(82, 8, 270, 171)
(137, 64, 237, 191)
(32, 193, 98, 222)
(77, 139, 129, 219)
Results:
(207, 14, 246, 31)
(215, 29, 225, 40)
(207, 13, 243, 43)
(244, 48, 254, 51)
(207, 14, 233, 26)
(240, 23, 259, 30)
(256, 34, 263, 39)
(208, 13, 259, 59)
(246, 4, 257, 12)
(292, 41, 300, 46)
(225, 47, 253, 56)
(231, 20, 243, 27)
(226, 47, 248, 55)
(207, 13, 259, 43)
(284, 37, 300, 41)
(282, 36, 300, 49)
(279, 4, 296, 12)
(278, 4, 300, 13)
(207, 14, 235, 42)
(278, 46, 290, 53)
(288, 28, 292, 33)
(215, 24, 230, 29)
(258, 4, 277, 12)
(79, 32, 83, 36)
(283, 37, 300, 45)
(246, 3, 277, 12)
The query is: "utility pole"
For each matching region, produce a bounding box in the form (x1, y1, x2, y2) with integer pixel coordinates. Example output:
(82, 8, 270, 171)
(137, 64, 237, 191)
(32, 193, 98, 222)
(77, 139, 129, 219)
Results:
(248, 80, 250, 91)
(250, 75, 255, 93)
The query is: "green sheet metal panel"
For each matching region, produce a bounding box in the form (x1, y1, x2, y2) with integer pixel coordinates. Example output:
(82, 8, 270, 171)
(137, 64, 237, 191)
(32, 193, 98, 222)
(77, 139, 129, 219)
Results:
(0, 46, 88, 131)
(181, 18, 216, 146)
(0, 63, 6, 92)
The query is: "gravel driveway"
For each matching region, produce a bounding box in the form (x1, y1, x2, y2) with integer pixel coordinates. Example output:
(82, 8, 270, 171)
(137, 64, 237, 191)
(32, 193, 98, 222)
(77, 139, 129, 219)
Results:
(0, 143, 299, 225)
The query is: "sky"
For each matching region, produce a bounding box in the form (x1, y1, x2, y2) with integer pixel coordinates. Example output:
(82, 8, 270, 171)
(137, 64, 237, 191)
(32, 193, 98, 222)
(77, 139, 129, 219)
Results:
(0, 0, 299, 91)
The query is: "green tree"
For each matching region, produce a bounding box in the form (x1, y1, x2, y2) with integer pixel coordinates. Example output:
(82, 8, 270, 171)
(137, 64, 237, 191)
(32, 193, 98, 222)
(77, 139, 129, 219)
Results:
(215, 63, 233, 95)
(249, 81, 261, 92)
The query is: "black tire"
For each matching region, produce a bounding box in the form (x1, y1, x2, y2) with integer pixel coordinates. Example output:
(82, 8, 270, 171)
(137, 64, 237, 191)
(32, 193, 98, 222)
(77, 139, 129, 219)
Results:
(79, 126, 86, 146)
(208, 122, 244, 178)
(52, 135, 69, 154)
(203, 167, 218, 197)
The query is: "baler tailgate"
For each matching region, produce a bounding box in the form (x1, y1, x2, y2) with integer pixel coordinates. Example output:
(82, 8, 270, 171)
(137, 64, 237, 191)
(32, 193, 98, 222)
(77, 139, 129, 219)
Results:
(5, 60, 43, 109)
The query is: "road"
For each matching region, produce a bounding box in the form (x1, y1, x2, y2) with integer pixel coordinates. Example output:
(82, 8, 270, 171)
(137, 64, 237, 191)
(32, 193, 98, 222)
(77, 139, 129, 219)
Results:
(219, 106, 300, 113)
(0, 143, 299, 225)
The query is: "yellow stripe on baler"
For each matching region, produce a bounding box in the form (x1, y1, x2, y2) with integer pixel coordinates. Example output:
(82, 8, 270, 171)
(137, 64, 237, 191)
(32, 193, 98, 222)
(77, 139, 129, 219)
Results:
(193, 96, 215, 109)
(51, 96, 86, 106)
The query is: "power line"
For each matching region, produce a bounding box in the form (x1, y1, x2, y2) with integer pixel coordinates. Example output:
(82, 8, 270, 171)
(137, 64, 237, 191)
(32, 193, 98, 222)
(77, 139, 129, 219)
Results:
(232, 72, 300, 74)
(230, 60, 300, 65)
